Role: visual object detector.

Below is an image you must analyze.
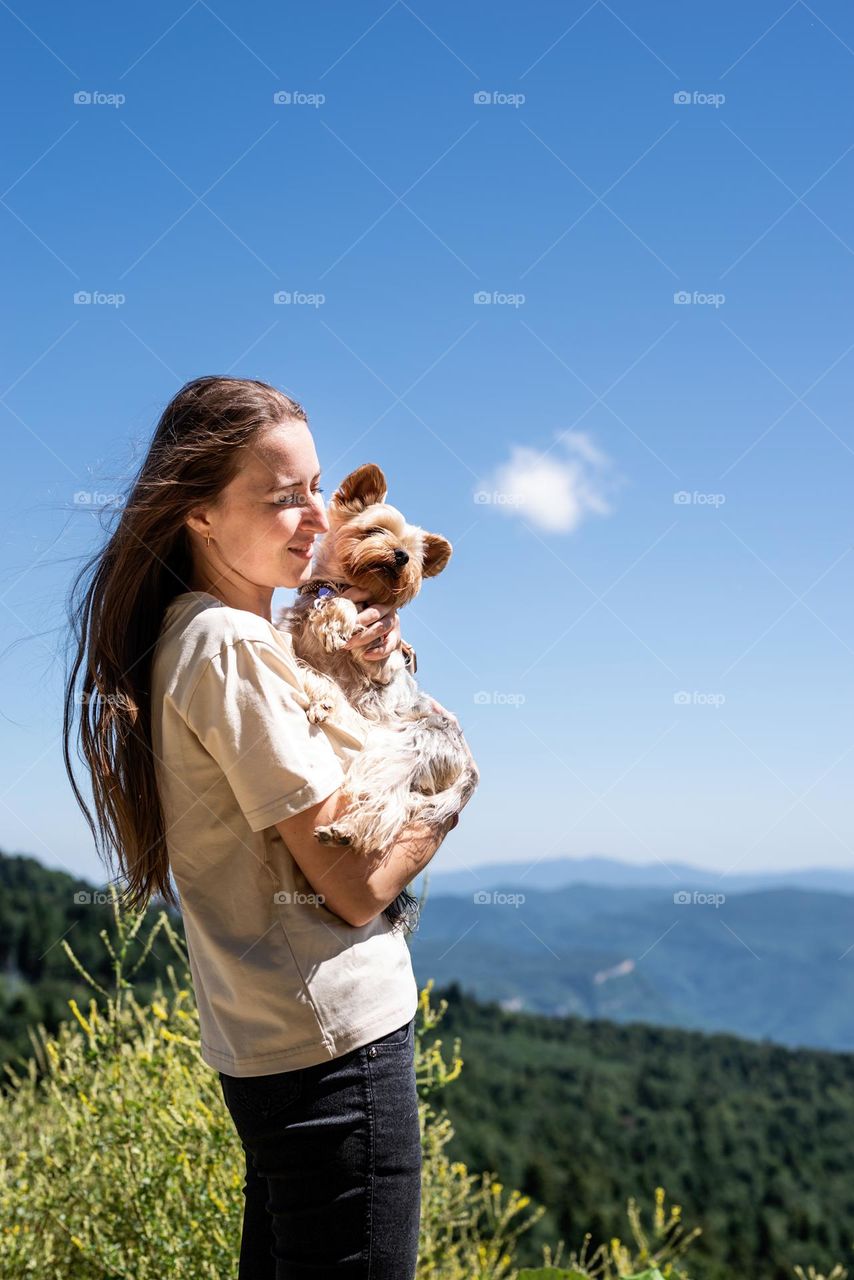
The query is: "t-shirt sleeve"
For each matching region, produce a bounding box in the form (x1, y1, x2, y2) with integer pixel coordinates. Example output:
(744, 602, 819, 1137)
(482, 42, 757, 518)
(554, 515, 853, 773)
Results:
(183, 638, 346, 831)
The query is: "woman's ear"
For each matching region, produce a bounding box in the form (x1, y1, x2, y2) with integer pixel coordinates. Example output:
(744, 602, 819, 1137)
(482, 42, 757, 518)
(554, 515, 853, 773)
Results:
(422, 533, 452, 577)
(330, 463, 388, 515)
(184, 507, 213, 541)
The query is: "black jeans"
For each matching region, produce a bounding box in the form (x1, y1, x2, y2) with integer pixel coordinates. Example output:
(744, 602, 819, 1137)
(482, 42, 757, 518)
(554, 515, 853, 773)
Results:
(218, 1016, 421, 1279)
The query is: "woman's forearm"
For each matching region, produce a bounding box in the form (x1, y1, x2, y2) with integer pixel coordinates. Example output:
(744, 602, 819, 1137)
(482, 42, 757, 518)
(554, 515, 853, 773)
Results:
(360, 815, 458, 923)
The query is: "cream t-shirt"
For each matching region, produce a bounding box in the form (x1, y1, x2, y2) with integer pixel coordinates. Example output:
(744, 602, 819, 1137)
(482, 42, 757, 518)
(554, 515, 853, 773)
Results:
(150, 590, 418, 1077)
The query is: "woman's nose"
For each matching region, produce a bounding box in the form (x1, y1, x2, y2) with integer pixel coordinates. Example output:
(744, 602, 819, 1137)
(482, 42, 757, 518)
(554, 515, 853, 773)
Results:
(305, 490, 329, 532)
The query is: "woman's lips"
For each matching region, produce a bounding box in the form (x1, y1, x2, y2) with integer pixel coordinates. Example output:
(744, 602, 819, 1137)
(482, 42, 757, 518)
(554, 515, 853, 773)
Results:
(288, 544, 314, 561)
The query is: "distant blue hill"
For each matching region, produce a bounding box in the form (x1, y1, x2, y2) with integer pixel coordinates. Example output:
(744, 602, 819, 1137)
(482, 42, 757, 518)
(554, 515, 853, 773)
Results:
(408, 880, 854, 1051)
(415, 854, 854, 898)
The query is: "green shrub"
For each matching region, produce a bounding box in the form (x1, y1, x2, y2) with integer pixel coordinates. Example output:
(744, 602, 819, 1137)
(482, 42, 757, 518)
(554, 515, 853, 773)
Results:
(1, 891, 825, 1279)
(0, 896, 544, 1278)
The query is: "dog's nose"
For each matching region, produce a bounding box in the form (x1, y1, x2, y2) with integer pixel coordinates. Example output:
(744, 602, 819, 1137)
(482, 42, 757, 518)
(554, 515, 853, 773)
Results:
(393, 548, 409, 566)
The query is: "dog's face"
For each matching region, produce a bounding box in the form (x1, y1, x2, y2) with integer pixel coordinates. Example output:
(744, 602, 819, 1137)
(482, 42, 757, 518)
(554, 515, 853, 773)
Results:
(322, 463, 452, 605)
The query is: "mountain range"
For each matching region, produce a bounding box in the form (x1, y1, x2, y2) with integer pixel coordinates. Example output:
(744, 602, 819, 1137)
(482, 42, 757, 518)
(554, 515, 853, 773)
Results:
(408, 861, 854, 1050)
(415, 853, 854, 897)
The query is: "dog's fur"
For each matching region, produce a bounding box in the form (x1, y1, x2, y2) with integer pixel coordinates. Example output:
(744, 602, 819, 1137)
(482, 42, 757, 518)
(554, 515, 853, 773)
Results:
(276, 463, 478, 857)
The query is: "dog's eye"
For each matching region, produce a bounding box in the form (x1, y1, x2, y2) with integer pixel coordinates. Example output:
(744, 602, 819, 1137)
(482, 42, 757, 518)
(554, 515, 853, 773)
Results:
(365, 526, 387, 536)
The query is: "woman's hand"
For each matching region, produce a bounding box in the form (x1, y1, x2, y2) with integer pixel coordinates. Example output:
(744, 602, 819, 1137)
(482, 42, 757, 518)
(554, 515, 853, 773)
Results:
(426, 696, 477, 771)
(340, 587, 401, 663)
(424, 695, 461, 732)
(425, 696, 477, 826)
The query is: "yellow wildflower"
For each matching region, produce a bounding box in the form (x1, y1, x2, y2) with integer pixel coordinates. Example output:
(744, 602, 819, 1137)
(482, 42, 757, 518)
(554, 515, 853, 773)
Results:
(68, 999, 93, 1038)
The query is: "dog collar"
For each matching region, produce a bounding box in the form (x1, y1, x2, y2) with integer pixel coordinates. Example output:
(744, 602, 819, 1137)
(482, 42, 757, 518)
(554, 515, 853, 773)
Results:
(296, 577, 352, 598)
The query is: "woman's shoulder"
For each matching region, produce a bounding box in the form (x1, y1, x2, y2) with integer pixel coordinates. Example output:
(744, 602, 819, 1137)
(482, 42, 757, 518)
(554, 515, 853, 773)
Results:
(155, 592, 297, 690)
(154, 592, 371, 751)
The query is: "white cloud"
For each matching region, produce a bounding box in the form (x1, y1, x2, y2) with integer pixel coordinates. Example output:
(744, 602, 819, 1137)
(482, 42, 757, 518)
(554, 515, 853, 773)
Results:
(476, 430, 617, 533)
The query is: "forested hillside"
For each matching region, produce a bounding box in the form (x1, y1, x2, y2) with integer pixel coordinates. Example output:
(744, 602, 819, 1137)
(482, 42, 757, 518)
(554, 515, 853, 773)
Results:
(0, 850, 170, 1066)
(425, 984, 854, 1279)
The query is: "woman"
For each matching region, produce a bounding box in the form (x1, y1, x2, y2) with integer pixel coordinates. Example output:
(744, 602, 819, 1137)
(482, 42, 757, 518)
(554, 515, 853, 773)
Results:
(63, 374, 470, 1279)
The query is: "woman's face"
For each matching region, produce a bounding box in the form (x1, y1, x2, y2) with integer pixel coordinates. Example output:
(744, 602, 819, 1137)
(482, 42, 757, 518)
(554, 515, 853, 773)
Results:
(191, 420, 330, 593)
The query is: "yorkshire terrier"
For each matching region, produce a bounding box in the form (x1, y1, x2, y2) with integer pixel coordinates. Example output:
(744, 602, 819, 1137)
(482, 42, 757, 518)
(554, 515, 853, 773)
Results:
(276, 463, 478, 904)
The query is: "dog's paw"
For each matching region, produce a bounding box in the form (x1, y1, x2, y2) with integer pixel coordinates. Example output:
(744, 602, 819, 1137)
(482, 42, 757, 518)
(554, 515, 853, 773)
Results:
(308, 598, 359, 653)
(307, 698, 335, 724)
(315, 823, 352, 846)
(319, 623, 351, 653)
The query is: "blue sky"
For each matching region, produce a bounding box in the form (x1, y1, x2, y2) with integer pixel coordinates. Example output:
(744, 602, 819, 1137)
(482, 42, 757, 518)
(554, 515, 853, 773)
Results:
(1, 0, 853, 889)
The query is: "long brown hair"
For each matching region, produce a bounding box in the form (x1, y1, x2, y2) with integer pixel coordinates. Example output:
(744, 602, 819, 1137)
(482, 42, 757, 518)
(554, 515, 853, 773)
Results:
(63, 375, 307, 913)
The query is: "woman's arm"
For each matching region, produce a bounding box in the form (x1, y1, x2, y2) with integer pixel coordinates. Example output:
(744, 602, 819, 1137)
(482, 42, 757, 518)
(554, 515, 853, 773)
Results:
(275, 788, 456, 927)
(279, 593, 471, 923)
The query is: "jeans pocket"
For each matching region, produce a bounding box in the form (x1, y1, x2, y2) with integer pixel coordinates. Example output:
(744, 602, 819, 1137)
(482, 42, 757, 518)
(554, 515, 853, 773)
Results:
(369, 1016, 414, 1052)
(220, 1067, 304, 1121)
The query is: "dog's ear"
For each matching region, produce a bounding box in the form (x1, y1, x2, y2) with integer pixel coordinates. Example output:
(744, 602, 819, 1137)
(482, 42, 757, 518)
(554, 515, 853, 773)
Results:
(330, 463, 388, 515)
(422, 533, 452, 578)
